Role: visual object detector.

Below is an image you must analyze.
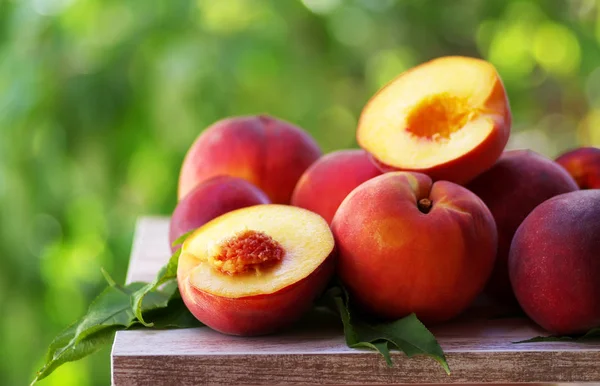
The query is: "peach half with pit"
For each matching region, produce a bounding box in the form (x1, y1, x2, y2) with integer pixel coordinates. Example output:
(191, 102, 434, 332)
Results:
(331, 171, 497, 324)
(177, 204, 335, 336)
(357, 56, 511, 185)
(178, 115, 322, 204)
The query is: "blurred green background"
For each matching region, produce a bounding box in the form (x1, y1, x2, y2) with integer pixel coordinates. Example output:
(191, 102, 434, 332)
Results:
(1, 0, 599, 384)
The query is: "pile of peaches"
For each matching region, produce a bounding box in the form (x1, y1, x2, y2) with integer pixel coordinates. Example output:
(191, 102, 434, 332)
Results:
(171, 56, 600, 337)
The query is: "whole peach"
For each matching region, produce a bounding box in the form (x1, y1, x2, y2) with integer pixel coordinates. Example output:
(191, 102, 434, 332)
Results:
(291, 149, 381, 223)
(466, 150, 578, 305)
(509, 190, 600, 334)
(178, 115, 322, 204)
(331, 172, 497, 324)
(169, 176, 270, 251)
(555, 147, 600, 189)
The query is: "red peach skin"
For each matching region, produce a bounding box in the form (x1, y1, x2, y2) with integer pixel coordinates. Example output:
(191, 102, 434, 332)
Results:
(169, 176, 270, 252)
(178, 253, 334, 336)
(555, 146, 600, 189)
(509, 190, 600, 334)
(332, 172, 497, 324)
(178, 115, 322, 204)
(291, 149, 381, 223)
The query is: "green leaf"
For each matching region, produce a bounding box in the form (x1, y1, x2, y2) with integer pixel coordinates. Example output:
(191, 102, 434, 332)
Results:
(144, 297, 204, 329)
(131, 248, 181, 326)
(32, 256, 199, 385)
(172, 230, 195, 248)
(32, 284, 140, 385)
(515, 326, 600, 344)
(581, 327, 600, 339)
(323, 284, 450, 374)
(31, 325, 119, 386)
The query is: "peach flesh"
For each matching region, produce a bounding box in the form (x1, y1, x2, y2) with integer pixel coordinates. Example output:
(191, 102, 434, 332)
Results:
(178, 115, 322, 204)
(169, 175, 270, 252)
(357, 56, 511, 185)
(405, 93, 472, 140)
(555, 146, 600, 189)
(291, 149, 382, 223)
(466, 150, 579, 306)
(509, 190, 600, 334)
(331, 172, 497, 324)
(177, 205, 335, 336)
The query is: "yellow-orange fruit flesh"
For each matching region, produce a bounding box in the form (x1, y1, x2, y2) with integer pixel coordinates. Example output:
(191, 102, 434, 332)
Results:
(178, 204, 335, 335)
(331, 172, 497, 324)
(357, 56, 511, 184)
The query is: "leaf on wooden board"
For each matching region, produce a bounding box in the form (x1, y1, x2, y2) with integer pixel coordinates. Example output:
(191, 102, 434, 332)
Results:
(516, 326, 600, 344)
(323, 284, 450, 374)
(582, 327, 600, 339)
(32, 283, 140, 385)
(143, 297, 204, 329)
(131, 248, 181, 326)
(32, 260, 199, 385)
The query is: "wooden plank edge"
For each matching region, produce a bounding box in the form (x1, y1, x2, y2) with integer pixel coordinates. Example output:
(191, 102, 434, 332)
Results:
(112, 217, 164, 386)
(125, 216, 166, 284)
(112, 351, 600, 385)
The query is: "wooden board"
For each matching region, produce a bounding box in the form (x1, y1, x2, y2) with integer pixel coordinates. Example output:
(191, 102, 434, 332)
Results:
(111, 217, 600, 385)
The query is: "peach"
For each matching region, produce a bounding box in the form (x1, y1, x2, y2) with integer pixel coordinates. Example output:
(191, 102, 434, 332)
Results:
(509, 190, 600, 334)
(169, 176, 270, 252)
(291, 149, 382, 223)
(467, 150, 579, 305)
(555, 146, 600, 189)
(178, 115, 322, 204)
(331, 172, 497, 324)
(357, 56, 511, 185)
(177, 204, 335, 336)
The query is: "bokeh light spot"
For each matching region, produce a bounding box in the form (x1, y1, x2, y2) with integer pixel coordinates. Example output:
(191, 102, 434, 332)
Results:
(366, 48, 416, 91)
(32, 0, 74, 16)
(488, 22, 535, 80)
(197, 0, 266, 34)
(318, 105, 357, 151)
(578, 109, 600, 146)
(533, 23, 580, 76)
(329, 6, 373, 47)
(301, 0, 342, 15)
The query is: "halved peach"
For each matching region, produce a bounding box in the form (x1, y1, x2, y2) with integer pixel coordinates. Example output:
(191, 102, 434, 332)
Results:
(177, 204, 335, 336)
(357, 56, 511, 184)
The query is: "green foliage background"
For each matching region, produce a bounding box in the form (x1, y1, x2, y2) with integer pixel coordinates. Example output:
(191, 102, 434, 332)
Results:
(1, 0, 599, 384)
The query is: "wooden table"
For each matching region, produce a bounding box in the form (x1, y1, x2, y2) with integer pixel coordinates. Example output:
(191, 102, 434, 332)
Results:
(111, 217, 600, 385)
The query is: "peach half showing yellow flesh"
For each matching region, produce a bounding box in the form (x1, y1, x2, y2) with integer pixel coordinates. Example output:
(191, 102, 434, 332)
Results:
(177, 204, 335, 336)
(357, 56, 511, 185)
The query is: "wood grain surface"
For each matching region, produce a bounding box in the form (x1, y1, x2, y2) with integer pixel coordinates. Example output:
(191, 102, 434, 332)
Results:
(111, 217, 600, 385)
